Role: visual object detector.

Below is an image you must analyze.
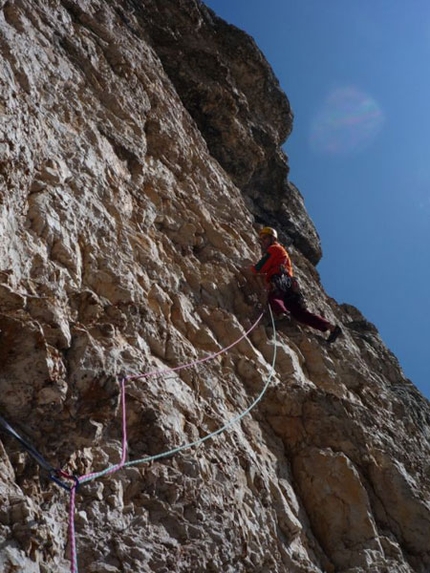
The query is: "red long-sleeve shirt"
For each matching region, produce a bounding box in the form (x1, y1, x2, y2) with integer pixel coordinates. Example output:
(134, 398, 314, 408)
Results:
(252, 242, 293, 283)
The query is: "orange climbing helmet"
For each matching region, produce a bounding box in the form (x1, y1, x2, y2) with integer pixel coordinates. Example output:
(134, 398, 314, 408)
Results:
(259, 226, 278, 240)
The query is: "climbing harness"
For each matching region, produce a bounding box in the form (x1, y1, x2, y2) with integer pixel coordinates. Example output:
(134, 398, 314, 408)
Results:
(271, 272, 293, 292)
(0, 414, 79, 492)
(271, 272, 301, 295)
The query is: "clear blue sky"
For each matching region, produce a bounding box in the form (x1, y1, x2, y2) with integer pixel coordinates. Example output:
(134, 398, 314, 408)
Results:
(204, 0, 430, 399)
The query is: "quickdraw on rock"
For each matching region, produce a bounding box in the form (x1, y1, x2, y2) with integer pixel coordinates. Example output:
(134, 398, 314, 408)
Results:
(0, 414, 79, 492)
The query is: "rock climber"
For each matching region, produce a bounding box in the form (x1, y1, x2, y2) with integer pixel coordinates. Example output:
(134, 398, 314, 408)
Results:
(248, 226, 342, 343)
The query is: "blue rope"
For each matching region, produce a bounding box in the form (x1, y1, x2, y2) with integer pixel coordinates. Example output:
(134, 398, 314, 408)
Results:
(80, 306, 278, 484)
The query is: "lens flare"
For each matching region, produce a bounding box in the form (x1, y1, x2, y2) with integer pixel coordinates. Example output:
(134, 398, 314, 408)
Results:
(310, 86, 384, 155)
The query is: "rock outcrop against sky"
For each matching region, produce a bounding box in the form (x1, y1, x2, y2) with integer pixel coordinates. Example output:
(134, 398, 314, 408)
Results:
(0, 1, 429, 572)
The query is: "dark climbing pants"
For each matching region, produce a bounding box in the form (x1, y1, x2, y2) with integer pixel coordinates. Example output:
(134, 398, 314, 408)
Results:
(268, 290, 331, 332)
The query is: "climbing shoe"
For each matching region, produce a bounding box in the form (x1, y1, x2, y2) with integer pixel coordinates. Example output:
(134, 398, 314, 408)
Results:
(327, 325, 342, 343)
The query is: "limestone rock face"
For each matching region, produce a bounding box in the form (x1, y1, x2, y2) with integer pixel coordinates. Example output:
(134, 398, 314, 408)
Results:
(0, 1, 429, 572)
(141, 0, 322, 264)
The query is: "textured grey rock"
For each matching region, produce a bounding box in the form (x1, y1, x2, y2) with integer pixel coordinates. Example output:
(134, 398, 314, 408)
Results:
(0, 1, 429, 572)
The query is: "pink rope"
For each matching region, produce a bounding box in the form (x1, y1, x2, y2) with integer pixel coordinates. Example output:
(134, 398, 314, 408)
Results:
(68, 378, 128, 573)
(69, 486, 78, 572)
(79, 377, 128, 483)
(67, 312, 263, 572)
(128, 313, 264, 383)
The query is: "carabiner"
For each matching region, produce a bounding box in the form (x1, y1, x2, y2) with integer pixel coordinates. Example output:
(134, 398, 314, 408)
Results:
(49, 469, 80, 492)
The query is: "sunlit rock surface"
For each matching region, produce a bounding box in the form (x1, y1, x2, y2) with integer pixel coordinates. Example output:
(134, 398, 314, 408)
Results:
(0, 1, 429, 572)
